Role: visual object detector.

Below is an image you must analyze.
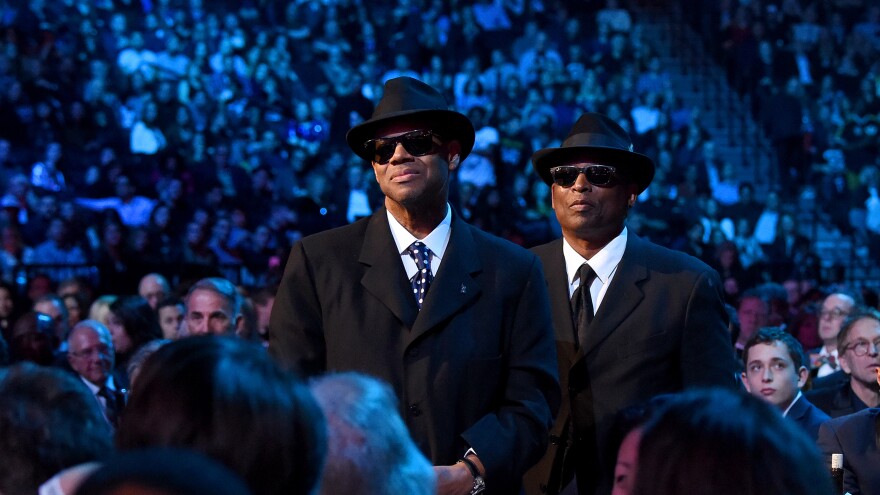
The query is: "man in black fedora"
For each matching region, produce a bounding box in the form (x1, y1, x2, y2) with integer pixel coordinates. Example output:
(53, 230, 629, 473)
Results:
(523, 113, 737, 495)
(270, 77, 559, 495)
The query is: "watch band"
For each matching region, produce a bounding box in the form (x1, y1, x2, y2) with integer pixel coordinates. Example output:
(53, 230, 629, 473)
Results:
(458, 457, 485, 495)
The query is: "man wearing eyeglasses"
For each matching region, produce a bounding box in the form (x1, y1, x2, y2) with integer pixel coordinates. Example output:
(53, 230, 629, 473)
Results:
(808, 289, 859, 381)
(66, 320, 125, 428)
(807, 307, 880, 418)
(270, 77, 559, 495)
(524, 113, 737, 495)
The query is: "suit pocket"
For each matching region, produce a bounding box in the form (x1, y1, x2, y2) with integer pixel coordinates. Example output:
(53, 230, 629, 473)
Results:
(617, 331, 669, 359)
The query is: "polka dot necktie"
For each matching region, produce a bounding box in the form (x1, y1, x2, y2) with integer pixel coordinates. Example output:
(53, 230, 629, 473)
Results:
(407, 241, 434, 309)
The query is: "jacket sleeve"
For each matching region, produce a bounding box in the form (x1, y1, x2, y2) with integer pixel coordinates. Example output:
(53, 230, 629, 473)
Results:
(268, 241, 326, 376)
(680, 268, 739, 389)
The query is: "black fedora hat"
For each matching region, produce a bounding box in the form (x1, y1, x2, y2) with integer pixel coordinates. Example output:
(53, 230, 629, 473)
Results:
(346, 77, 475, 162)
(532, 113, 655, 193)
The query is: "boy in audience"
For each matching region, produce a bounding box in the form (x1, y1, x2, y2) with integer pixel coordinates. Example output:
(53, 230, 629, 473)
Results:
(741, 327, 830, 439)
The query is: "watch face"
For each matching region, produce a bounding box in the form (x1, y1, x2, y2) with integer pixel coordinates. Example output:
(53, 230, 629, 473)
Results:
(471, 477, 486, 495)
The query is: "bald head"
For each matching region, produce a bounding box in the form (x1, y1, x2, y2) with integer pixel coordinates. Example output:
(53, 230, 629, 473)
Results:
(138, 273, 170, 310)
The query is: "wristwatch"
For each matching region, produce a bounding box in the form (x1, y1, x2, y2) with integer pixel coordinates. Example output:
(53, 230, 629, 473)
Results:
(459, 457, 486, 495)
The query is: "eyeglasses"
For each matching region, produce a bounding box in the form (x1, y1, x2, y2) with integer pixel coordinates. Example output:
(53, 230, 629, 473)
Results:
(844, 338, 880, 357)
(69, 345, 112, 360)
(364, 130, 442, 164)
(818, 308, 849, 320)
(549, 165, 618, 188)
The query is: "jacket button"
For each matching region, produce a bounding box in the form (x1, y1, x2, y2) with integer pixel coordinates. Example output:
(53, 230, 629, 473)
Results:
(408, 404, 422, 417)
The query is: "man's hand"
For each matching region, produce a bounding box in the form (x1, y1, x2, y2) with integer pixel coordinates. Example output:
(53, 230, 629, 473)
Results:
(434, 462, 475, 495)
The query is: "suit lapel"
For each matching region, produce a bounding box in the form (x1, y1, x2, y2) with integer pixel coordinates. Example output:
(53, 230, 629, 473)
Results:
(543, 239, 578, 347)
(359, 209, 419, 328)
(580, 233, 647, 357)
(407, 215, 481, 347)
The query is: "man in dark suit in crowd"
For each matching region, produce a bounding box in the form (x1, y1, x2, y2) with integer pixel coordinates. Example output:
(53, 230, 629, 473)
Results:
(807, 308, 880, 418)
(740, 327, 830, 440)
(269, 77, 559, 495)
(524, 113, 737, 495)
(818, 367, 880, 495)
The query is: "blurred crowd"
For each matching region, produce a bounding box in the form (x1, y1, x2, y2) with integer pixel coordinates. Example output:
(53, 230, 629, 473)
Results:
(0, 0, 877, 305)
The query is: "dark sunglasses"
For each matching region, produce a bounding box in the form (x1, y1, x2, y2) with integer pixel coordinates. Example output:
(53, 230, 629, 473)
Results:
(549, 164, 618, 187)
(364, 130, 442, 164)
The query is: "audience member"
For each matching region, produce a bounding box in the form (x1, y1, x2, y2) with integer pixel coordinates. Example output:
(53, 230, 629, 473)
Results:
(183, 277, 242, 336)
(632, 388, 831, 495)
(137, 273, 171, 310)
(106, 295, 162, 388)
(817, 367, 880, 495)
(67, 320, 126, 428)
(740, 327, 830, 439)
(156, 296, 185, 340)
(807, 308, 880, 417)
(0, 363, 113, 495)
(116, 336, 327, 495)
(310, 372, 435, 495)
(810, 288, 860, 380)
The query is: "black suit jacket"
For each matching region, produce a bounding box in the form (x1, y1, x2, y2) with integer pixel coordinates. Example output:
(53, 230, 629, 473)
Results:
(269, 208, 560, 494)
(818, 408, 880, 495)
(524, 232, 737, 495)
(807, 381, 870, 418)
(787, 394, 831, 441)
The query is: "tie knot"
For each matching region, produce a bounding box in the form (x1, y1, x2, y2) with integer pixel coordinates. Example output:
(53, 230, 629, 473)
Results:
(577, 263, 596, 287)
(408, 242, 431, 270)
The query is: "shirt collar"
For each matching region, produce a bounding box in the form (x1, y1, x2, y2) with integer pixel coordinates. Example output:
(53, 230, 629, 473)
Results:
(782, 390, 803, 417)
(387, 204, 453, 260)
(562, 227, 628, 284)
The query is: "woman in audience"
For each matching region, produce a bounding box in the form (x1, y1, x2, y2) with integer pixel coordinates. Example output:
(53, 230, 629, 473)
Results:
(116, 336, 326, 495)
(106, 296, 161, 388)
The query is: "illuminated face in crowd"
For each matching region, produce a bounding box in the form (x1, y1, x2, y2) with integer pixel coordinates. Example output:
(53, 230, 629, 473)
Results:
(817, 293, 855, 345)
(839, 317, 880, 389)
(185, 288, 238, 336)
(742, 342, 807, 410)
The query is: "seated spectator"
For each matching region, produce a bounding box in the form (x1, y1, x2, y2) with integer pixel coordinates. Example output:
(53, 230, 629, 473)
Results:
(0, 362, 113, 495)
(8, 311, 58, 365)
(156, 297, 185, 340)
(310, 372, 435, 495)
(183, 277, 242, 337)
(0, 280, 20, 338)
(116, 336, 327, 495)
(807, 308, 880, 417)
(67, 320, 126, 428)
(137, 273, 171, 310)
(75, 448, 253, 495)
(107, 295, 162, 389)
(88, 295, 118, 329)
(810, 289, 860, 379)
(734, 289, 770, 357)
(632, 388, 830, 495)
(817, 367, 880, 495)
(33, 293, 71, 346)
(30, 142, 67, 193)
(740, 327, 830, 439)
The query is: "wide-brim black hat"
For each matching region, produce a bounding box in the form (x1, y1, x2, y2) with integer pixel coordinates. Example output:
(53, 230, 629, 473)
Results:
(346, 77, 475, 162)
(532, 113, 655, 193)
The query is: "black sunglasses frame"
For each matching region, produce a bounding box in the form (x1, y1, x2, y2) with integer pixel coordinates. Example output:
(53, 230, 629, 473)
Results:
(364, 130, 443, 164)
(549, 164, 619, 188)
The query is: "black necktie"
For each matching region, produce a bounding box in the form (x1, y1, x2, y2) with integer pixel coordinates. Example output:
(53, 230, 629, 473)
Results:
(571, 263, 597, 348)
(407, 241, 433, 309)
(98, 387, 123, 427)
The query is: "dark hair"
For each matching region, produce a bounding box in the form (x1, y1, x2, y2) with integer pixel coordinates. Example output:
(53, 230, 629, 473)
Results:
(742, 327, 807, 370)
(836, 307, 880, 355)
(117, 336, 326, 495)
(75, 448, 252, 495)
(633, 388, 831, 495)
(9, 311, 57, 365)
(156, 296, 185, 313)
(108, 295, 162, 352)
(0, 363, 113, 495)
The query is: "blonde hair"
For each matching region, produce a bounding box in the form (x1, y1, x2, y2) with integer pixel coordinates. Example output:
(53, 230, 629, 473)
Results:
(87, 295, 118, 327)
